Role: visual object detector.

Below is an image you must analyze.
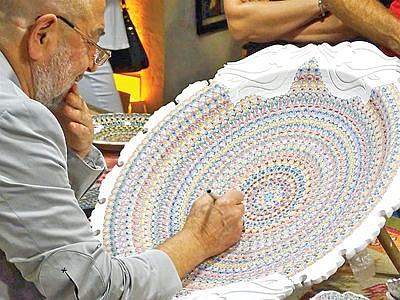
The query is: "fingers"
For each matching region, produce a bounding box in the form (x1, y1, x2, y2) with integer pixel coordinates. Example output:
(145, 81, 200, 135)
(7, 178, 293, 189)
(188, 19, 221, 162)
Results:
(63, 92, 91, 127)
(183, 189, 245, 259)
(206, 190, 218, 201)
(215, 190, 245, 231)
(207, 189, 245, 229)
(65, 84, 85, 110)
(52, 84, 83, 113)
(51, 84, 93, 159)
(204, 190, 244, 217)
(193, 192, 215, 209)
(66, 121, 91, 137)
(215, 189, 244, 206)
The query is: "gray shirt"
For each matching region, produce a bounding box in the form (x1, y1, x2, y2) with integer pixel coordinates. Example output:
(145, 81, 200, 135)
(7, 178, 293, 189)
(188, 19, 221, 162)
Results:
(0, 51, 181, 299)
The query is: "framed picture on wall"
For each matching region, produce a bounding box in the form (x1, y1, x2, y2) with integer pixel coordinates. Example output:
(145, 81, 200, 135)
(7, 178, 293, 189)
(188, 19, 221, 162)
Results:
(196, 0, 227, 35)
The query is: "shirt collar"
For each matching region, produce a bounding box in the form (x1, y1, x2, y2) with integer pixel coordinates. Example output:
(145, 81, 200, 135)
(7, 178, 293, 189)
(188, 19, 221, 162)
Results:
(0, 50, 22, 89)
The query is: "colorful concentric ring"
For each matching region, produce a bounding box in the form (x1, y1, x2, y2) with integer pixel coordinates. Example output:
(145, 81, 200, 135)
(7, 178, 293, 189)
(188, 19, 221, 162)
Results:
(102, 60, 400, 294)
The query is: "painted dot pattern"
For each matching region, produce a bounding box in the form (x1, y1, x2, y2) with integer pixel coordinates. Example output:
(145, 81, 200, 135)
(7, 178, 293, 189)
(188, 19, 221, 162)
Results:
(93, 112, 150, 143)
(102, 59, 400, 294)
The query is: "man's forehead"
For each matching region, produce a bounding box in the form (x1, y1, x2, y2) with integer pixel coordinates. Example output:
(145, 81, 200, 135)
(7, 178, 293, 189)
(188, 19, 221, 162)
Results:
(82, 1, 106, 38)
(92, 0, 106, 17)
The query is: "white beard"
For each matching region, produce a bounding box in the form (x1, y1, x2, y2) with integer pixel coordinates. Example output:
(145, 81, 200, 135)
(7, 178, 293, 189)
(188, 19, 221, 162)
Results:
(32, 42, 75, 109)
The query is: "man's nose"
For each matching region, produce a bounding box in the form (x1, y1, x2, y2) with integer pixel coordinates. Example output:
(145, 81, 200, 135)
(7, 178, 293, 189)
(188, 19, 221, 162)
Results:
(87, 56, 98, 72)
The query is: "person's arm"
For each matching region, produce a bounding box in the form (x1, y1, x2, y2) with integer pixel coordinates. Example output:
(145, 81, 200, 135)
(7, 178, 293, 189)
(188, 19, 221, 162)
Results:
(0, 96, 181, 299)
(223, 0, 322, 43)
(66, 145, 105, 199)
(0, 91, 244, 299)
(323, 0, 400, 53)
(283, 13, 360, 43)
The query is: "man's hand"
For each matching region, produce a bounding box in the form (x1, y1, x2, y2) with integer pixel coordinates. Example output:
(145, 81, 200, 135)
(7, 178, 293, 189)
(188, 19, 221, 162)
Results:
(53, 84, 93, 159)
(183, 190, 244, 259)
(157, 190, 244, 279)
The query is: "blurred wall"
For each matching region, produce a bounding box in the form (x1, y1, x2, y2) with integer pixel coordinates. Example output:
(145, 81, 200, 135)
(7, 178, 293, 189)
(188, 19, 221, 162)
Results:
(163, 0, 242, 104)
(125, 0, 242, 112)
(125, 0, 165, 112)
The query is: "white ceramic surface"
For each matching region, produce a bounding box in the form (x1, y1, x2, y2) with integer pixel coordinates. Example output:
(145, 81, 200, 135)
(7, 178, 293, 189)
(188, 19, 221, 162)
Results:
(91, 41, 400, 299)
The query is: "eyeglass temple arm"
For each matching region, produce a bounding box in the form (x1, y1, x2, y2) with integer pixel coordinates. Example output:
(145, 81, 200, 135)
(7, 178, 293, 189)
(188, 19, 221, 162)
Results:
(56, 15, 76, 30)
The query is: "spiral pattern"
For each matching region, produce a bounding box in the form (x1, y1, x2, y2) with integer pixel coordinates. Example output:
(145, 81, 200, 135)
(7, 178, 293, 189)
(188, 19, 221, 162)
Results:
(102, 59, 400, 294)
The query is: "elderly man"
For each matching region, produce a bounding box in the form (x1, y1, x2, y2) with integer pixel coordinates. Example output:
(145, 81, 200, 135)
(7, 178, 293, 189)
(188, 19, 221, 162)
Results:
(0, 0, 244, 299)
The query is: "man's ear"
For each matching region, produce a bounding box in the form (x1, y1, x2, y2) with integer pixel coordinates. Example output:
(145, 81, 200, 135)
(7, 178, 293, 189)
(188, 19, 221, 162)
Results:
(28, 14, 58, 61)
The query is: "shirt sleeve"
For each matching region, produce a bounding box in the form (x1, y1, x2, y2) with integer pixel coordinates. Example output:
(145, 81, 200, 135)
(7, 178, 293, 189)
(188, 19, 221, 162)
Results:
(0, 100, 182, 299)
(67, 145, 106, 200)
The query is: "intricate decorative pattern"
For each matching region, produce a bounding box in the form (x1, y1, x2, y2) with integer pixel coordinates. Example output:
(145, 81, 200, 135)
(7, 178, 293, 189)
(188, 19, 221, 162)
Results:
(101, 58, 400, 296)
(93, 112, 150, 145)
(79, 182, 100, 210)
(310, 291, 369, 300)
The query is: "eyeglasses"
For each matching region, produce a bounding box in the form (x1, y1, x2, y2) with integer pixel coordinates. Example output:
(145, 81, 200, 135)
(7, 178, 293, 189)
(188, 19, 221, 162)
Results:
(56, 15, 111, 66)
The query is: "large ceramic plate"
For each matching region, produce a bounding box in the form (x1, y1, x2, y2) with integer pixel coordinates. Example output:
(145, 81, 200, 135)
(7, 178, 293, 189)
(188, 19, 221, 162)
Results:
(91, 42, 400, 299)
(92, 113, 150, 151)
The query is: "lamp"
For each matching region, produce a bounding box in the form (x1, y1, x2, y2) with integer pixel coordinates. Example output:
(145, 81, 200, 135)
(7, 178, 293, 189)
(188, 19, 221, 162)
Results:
(113, 73, 146, 113)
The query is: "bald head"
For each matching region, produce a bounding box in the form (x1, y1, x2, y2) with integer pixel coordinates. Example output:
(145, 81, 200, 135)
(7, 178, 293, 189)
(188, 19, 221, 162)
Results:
(0, 0, 95, 37)
(0, 0, 106, 104)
